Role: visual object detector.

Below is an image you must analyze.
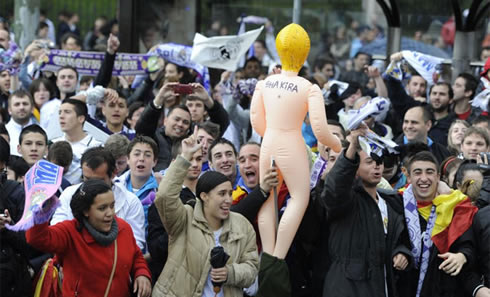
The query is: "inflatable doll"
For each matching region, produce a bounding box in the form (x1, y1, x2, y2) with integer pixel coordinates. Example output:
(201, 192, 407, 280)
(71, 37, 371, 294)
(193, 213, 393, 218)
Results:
(250, 23, 341, 261)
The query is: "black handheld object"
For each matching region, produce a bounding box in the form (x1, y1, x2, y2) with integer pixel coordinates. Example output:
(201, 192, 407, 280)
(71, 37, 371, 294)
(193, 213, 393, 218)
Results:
(479, 152, 490, 172)
(210, 246, 230, 291)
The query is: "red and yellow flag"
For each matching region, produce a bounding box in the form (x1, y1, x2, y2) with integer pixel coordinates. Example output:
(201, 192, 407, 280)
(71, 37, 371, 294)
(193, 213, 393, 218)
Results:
(418, 190, 477, 254)
(232, 186, 248, 205)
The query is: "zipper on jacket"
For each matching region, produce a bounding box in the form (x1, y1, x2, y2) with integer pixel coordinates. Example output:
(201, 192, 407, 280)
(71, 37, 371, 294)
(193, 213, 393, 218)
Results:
(75, 279, 80, 296)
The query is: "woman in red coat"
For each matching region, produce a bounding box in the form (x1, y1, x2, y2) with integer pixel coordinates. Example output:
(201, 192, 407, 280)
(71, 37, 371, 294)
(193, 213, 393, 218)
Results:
(26, 179, 152, 297)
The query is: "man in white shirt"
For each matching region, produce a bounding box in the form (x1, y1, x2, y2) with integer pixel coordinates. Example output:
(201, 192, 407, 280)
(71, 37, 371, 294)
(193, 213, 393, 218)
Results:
(6, 90, 38, 156)
(51, 146, 146, 250)
(40, 66, 78, 140)
(51, 99, 101, 184)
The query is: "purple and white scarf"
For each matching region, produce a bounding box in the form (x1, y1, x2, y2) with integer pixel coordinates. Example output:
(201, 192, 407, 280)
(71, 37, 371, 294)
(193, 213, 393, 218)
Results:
(402, 185, 437, 297)
(309, 156, 327, 190)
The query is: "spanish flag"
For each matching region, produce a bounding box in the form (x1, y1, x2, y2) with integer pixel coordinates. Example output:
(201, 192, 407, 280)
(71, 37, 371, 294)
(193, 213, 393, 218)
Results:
(418, 190, 477, 254)
(232, 186, 248, 205)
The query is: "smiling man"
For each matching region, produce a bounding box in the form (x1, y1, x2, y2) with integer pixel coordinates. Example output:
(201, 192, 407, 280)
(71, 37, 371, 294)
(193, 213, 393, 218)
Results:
(208, 138, 240, 187)
(136, 83, 192, 171)
(401, 151, 479, 297)
(397, 106, 450, 164)
(52, 99, 102, 184)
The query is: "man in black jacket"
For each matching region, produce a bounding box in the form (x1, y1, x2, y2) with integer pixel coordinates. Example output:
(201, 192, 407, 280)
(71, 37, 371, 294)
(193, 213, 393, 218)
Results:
(136, 82, 230, 171)
(427, 82, 457, 146)
(135, 83, 192, 171)
(0, 137, 32, 297)
(472, 204, 490, 296)
(321, 125, 411, 297)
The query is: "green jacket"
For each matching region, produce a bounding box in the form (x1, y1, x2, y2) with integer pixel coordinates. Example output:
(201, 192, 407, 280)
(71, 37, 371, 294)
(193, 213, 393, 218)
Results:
(152, 156, 259, 297)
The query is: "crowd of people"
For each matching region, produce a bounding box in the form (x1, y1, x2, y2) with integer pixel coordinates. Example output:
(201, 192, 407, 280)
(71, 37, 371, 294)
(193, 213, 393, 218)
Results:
(1, 8, 490, 297)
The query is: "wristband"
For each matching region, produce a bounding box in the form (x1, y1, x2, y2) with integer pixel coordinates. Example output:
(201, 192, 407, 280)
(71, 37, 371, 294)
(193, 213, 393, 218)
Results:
(259, 187, 269, 198)
(153, 99, 163, 110)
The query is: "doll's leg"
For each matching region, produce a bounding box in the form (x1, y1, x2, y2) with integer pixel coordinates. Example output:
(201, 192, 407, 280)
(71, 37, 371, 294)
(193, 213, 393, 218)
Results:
(272, 152, 310, 259)
(257, 149, 278, 255)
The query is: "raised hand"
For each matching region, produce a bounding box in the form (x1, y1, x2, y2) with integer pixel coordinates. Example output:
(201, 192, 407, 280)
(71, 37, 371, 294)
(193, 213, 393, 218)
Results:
(189, 83, 214, 108)
(104, 88, 119, 105)
(154, 82, 178, 108)
(366, 65, 381, 78)
(390, 52, 403, 62)
(107, 34, 120, 55)
(181, 126, 203, 161)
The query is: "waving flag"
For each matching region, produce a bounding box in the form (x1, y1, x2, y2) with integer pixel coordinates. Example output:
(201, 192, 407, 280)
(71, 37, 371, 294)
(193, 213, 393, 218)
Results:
(419, 190, 477, 254)
(401, 51, 444, 85)
(6, 160, 63, 231)
(347, 97, 398, 158)
(191, 26, 264, 71)
(154, 43, 211, 91)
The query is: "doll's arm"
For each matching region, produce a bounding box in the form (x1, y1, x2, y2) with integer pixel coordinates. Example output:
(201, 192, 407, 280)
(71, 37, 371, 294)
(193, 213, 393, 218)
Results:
(307, 84, 341, 152)
(250, 81, 266, 137)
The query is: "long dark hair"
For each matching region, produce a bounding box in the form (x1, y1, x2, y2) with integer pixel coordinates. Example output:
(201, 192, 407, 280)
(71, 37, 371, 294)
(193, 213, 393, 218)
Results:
(70, 179, 112, 231)
(29, 78, 56, 107)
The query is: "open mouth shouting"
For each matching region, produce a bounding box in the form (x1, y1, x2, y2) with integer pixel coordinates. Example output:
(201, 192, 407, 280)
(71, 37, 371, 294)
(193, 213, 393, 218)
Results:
(244, 169, 257, 185)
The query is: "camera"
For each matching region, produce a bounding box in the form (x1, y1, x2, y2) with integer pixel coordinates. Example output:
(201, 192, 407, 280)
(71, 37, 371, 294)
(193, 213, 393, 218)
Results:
(478, 152, 490, 172)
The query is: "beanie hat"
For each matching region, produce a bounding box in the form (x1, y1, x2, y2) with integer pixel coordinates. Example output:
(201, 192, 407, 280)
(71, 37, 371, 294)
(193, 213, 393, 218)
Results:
(196, 171, 230, 200)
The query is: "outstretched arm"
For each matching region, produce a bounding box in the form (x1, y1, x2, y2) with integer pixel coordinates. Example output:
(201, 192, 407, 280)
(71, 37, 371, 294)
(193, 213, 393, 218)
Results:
(154, 127, 202, 237)
(93, 34, 119, 87)
(250, 81, 266, 137)
(307, 84, 341, 153)
(322, 125, 367, 219)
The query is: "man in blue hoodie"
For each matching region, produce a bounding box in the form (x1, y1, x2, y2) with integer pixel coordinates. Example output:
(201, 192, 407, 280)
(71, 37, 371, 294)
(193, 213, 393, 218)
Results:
(116, 135, 159, 231)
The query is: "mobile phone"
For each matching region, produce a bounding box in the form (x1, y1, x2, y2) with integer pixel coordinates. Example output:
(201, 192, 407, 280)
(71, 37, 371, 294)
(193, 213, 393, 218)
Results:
(0, 214, 7, 217)
(172, 84, 193, 95)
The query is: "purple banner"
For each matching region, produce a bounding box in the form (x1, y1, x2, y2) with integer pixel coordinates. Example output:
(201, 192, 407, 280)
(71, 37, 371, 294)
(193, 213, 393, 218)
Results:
(39, 50, 156, 76)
